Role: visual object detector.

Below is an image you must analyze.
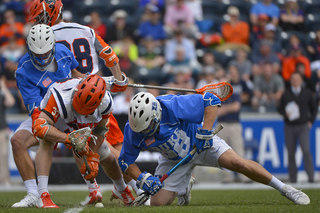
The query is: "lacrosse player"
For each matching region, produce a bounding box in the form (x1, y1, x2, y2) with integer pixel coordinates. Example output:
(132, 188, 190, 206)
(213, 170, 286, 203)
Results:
(31, 74, 135, 208)
(27, 0, 144, 205)
(119, 92, 310, 206)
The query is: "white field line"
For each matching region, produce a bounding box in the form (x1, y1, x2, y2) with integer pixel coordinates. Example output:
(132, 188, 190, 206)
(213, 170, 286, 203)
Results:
(63, 206, 84, 213)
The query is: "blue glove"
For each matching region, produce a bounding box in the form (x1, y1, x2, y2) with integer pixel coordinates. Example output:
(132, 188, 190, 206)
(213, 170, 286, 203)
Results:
(195, 128, 213, 153)
(136, 172, 164, 196)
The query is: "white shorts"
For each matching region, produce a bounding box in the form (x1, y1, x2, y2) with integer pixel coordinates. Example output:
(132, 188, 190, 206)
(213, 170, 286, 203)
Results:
(154, 136, 231, 194)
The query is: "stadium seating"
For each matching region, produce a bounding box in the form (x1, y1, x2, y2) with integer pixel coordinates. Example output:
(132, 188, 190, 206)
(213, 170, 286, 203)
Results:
(221, 0, 252, 16)
(305, 13, 320, 32)
(305, 0, 320, 14)
(201, 0, 224, 16)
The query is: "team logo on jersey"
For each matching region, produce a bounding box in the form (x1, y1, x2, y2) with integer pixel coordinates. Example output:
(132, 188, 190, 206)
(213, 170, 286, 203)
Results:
(42, 77, 52, 88)
(145, 136, 155, 146)
(45, 0, 56, 9)
(152, 102, 157, 110)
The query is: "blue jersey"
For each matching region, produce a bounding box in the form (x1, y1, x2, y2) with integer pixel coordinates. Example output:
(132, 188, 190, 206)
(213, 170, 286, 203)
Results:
(15, 43, 78, 115)
(120, 94, 206, 167)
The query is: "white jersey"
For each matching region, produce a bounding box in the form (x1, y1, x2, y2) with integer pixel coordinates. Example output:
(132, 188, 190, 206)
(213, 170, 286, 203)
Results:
(52, 22, 103, 75)
(40, 78, 113, 132)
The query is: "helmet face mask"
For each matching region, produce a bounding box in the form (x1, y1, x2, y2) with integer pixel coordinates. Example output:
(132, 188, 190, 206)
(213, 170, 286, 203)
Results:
(128, 92, 162, 136)
(29, 0, 63, 26)
(27, 24, 56, 71)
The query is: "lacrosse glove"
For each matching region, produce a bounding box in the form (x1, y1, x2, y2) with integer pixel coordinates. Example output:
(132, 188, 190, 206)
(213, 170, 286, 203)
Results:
(80, 151, 100, 181)
(110, 73, 129, 93)
(194, 128, 213, 153)
(136, 171, 163, 196)
(65, 132, 90, 157)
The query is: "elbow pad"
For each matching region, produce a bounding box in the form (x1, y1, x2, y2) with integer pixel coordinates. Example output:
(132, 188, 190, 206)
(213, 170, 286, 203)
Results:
(33, 118, 51, 139)
(118, 157, 129, 174)
(203, 92, 221, 108)
(99, 46, 119, 68)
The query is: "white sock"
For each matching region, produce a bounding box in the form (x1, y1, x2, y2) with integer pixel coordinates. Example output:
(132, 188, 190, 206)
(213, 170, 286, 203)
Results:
(128, 179, 144, 195)
(268, 176, 285, 193)
(37, 176, 49, 195)
(82, 175, 99, 192)
(112, 177, 126, 192)
(24, 179, 39, 197)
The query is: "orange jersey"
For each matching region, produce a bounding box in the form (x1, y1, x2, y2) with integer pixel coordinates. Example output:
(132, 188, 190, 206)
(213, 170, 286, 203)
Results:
(282, 55, 311, 81)
(221, 21, 250, 45)
(107, 114, 124, 145)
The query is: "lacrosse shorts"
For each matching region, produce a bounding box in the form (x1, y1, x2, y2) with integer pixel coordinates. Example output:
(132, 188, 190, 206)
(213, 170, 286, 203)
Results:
(106, 114, 124, 146)
(154, 135, 231, 195)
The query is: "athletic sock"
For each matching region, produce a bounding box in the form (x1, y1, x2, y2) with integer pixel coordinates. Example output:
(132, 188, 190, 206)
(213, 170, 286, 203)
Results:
(268, 176, 285, 193)
(37, 176, 49, 195)
(128, 179, 144, 196)
(24, 179, 39, 198)
(112, 177, 126, 192)
(82, 175, 99, 192)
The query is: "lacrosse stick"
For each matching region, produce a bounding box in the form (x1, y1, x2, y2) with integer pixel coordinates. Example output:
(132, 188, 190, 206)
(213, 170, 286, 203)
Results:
(128, 81, 233, 101)
(68, 127, 95, 183)
(129, 124, 224, 207)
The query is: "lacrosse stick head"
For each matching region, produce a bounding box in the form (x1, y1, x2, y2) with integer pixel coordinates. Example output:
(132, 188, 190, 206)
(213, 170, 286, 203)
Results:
(69, 127, 92, 157)
(195, 81, 233, 101)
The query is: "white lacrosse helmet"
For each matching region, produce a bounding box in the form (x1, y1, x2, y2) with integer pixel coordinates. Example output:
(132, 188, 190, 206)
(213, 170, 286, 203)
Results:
(27, 24, 56, 71)
(128, 92, 162, 136)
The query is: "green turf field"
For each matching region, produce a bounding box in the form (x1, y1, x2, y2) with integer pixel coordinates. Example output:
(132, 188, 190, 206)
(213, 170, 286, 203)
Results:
(0, 189, 319, 213)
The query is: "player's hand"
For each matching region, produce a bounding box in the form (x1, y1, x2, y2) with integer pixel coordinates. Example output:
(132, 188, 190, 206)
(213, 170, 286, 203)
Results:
(136, 171, 163, 196)
(110, 73, 129, 93)
(65, 132, 90, 157)
(194, 128, 213, 153)
(80, 151, 100, 181)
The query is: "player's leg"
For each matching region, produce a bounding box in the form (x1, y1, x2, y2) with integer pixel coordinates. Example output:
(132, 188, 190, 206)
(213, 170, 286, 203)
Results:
(98, 141, 135, 205)
(11, 119, 40, 208)
(34, 138, 58, 208)
(108, 142, 144, 196)
(151, 189, 177, 206)
(217, 147, 310, 205)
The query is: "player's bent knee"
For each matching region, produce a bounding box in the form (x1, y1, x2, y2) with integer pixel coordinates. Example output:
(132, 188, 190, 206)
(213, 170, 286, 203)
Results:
(230, 158, 246, 172)
(97, 141, 111, 161)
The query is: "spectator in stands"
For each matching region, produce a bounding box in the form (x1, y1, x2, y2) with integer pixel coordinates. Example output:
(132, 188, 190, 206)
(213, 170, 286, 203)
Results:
(185, 0, 203, 21)
(87, 11, 107, 39)
(164, 29, 196, 62)
(105, 10, 134, 45)
(196, 66, 218, 90)
(227, 65, 252, 107)
(62, 10, 73, 23)
(307, 29, 320, 80)
(284, 34, 307, 57)
(278, 72, 317, 183)
(282, 44, 311, 83)
(217, 6, 250, 52)
(228, 49, 252, 82)
(295, 62, 315, 93)
(252, 14, 270, 42)
(280, 0, 305, 32)
(165, 66, 195, 95)
(139, 0, 165, 10)
(0, 9, 25, 50)
(250, 0, 280, 27)
(138, 5, 166, 46)
(252, 40, 281, 76)
(202, 51, 223, 72)
(251, 61, 285, 112)
(164, 0, 198, 38)
(135, 37, 166, 84)
(0, 77, 15, 186)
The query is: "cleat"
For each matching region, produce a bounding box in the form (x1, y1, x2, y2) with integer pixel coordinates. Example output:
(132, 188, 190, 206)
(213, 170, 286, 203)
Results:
(110, 186, 135, 205)
(178, 176, 195, 206)
(36, 192, 59, 208)
(281, 185, 310, 205)
(80, 189, 102, 205)
(12, 193, 38, 207)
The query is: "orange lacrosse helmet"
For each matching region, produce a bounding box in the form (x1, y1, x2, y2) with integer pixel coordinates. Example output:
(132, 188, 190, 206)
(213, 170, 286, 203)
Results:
(29, 0, 63, 26)
(73, 75, 107, 115)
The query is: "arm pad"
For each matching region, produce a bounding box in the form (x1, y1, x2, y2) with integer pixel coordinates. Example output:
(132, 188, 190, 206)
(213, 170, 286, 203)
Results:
(92, 119, 110, 138)
(32, 118, 51, 139)
(203, 92, 221, 108)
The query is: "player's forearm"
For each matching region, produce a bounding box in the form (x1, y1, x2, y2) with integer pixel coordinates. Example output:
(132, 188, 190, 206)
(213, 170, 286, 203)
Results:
(45, 126, 69, 144)
(202, 106, 218, 130)
(108, 63, 122, 81)
(126, 163, 143, 180)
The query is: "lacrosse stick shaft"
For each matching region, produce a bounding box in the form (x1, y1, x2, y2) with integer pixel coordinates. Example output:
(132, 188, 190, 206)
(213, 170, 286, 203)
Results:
(159, 124, 224, 182)
(128, 84, 197, 93)
(83, 156, 94, 184)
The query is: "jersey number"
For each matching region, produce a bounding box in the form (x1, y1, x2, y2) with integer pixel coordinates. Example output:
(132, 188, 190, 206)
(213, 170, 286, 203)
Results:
(57, 38, 93, 74)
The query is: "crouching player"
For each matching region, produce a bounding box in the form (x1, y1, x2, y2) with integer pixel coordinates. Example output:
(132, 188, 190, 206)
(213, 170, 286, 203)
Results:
(32, 75, 135, 208)
(119, 92, 310, 206)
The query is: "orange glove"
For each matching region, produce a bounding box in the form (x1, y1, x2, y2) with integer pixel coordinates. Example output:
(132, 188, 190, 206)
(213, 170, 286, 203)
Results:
(110, 73, 129, 93)
(80, 151, 100, 181)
